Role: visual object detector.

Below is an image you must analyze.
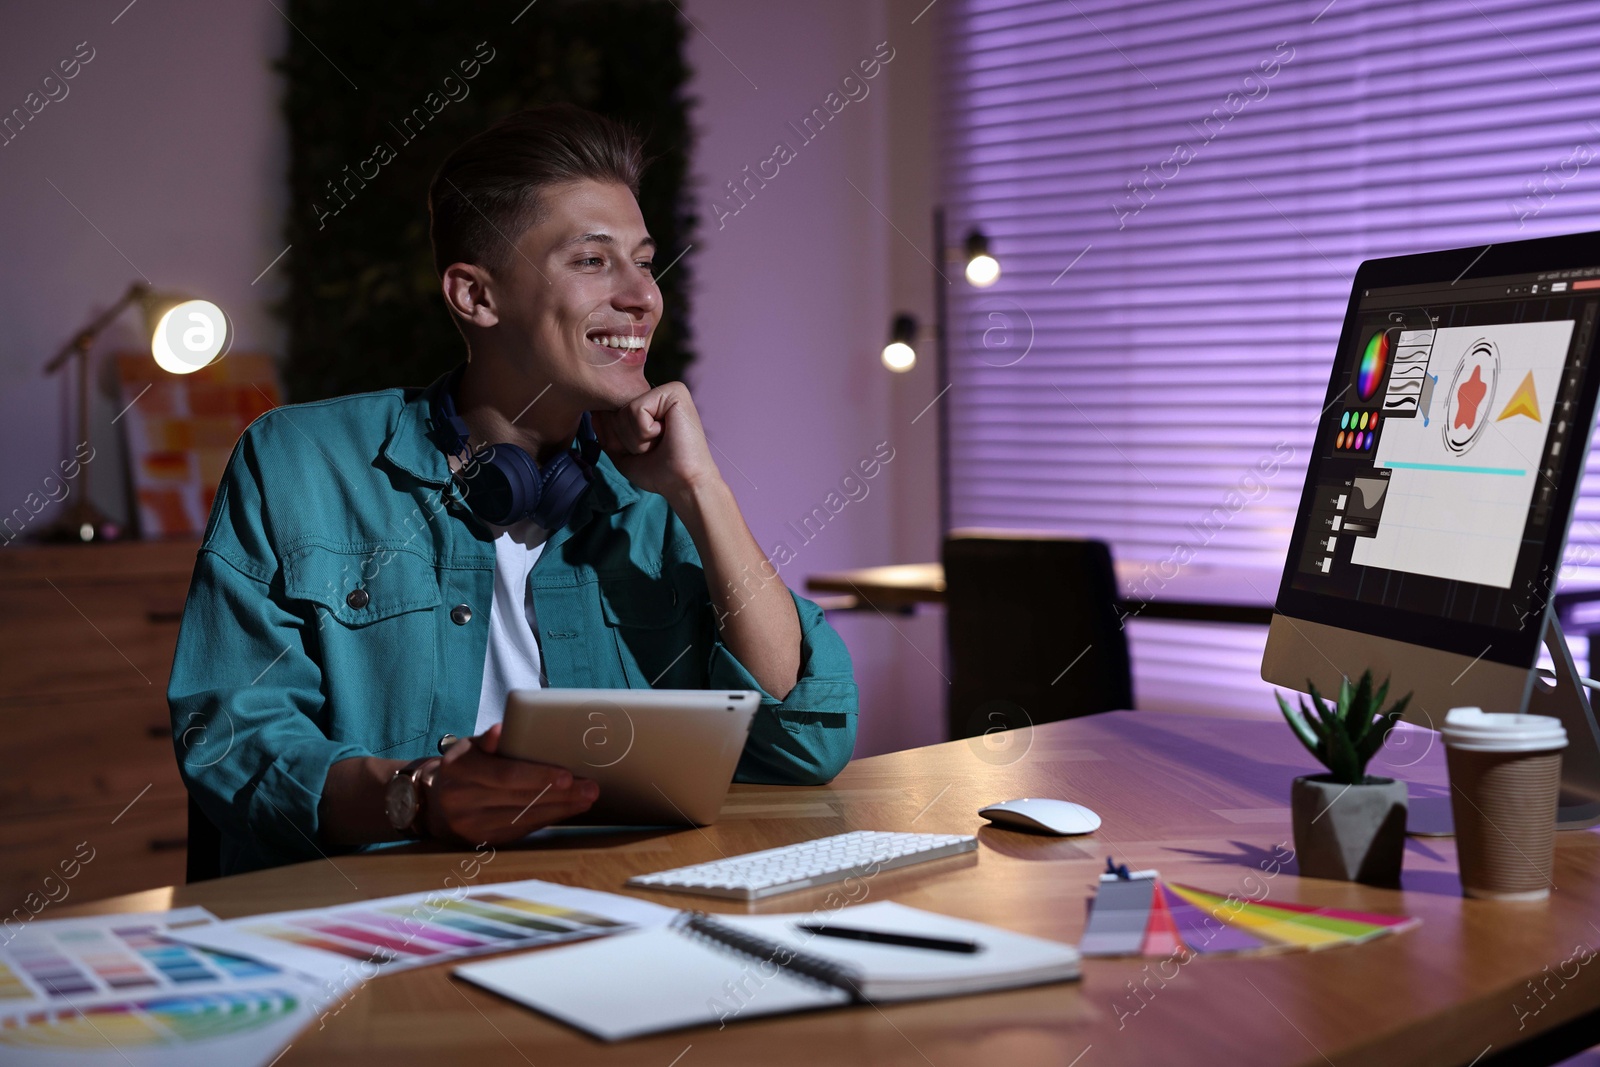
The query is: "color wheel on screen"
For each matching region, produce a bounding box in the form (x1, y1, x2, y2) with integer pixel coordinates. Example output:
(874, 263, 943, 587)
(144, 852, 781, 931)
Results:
(0, 988, 302, 1050)
(1358, 329, 1391, 399)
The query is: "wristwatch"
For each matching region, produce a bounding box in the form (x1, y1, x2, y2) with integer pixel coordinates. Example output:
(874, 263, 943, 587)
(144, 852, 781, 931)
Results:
(384, 757, 437, 839)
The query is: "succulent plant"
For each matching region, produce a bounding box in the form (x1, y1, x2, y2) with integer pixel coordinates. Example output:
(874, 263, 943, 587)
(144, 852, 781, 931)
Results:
(1276, 670, 1412, 785)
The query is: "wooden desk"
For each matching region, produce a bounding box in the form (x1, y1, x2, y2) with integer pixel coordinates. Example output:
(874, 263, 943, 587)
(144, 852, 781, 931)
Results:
(806, 560, 1280, 625)
(56, 711, 1600, 1066)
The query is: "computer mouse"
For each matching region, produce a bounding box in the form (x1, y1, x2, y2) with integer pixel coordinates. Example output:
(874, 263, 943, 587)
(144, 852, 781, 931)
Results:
(978, 797, 1101, 836)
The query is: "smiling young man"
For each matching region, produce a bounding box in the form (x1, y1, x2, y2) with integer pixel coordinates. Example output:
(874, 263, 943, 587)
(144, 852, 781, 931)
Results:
(168, 105, 859, 875)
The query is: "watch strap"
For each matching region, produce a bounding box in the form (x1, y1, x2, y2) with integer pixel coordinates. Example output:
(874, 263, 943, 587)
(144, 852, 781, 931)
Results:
(390, 757, 435, 839)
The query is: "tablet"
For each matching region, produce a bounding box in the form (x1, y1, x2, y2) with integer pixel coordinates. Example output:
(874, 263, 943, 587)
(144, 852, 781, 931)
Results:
(499, 689, 761, 826)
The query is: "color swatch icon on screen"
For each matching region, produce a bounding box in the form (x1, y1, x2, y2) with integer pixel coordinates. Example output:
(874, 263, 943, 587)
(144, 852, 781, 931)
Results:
(1496, 370, 1542, 423)
(1335, 410, 1379, 452)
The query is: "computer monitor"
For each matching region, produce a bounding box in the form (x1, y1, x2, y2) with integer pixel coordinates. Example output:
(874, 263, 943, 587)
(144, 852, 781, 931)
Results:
(1261, 230, 1600, 828)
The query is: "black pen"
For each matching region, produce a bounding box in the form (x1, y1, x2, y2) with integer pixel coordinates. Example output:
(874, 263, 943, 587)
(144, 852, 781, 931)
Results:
(797, 923, 982, 954)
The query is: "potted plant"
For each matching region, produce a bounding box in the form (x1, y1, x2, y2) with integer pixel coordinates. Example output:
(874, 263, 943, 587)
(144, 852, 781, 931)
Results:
(1276, 671, 1412, 886)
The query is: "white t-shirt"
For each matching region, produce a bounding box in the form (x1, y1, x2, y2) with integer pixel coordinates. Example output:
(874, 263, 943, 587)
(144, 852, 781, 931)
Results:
(473, 517, 550, 734)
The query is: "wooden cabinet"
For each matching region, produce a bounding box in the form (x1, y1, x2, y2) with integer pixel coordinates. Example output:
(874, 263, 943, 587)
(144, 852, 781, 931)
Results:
(0, 539, 199, 909)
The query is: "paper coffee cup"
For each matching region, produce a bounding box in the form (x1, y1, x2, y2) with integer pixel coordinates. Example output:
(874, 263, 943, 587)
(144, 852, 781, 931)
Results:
(1441, 707, 1566, 901)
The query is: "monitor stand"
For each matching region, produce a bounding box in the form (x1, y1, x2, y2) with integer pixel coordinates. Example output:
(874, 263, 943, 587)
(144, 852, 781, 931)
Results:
(1405, 613, 1600, 835)
(1536, 614, 1600, 829)
(1408, 614, 1600, 838)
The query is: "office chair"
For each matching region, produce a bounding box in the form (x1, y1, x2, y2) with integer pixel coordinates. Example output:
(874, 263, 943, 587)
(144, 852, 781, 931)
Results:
(185, 795, 223, 883)
(943, 529, 1133, 741)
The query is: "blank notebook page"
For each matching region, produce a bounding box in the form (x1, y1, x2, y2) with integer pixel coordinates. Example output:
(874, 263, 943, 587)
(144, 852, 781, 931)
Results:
(456, 924, 850, 1041)
(718, 901, 1081, 999)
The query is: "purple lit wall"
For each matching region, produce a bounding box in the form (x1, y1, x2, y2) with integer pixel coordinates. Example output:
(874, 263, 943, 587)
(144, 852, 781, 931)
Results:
(682, 0, 950, 757)
(941, 0, 1600, 714)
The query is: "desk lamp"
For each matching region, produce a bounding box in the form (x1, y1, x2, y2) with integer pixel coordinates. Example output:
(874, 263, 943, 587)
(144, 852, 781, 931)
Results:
(40, 282, 230, 542)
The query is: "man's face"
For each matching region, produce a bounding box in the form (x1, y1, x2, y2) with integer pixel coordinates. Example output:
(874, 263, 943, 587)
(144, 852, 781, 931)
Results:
(487, 179, 660, 410)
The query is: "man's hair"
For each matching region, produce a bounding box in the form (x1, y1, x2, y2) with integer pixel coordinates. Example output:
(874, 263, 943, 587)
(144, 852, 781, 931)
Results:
(428, 103, 644, 279)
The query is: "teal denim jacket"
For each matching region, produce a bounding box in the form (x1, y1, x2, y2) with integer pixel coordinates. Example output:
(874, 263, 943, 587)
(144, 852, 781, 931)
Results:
(167, 369, 859, 875)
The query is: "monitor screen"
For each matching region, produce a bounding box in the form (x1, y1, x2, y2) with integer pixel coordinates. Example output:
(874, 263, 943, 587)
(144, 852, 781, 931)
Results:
(1276, 232, 1600, 670)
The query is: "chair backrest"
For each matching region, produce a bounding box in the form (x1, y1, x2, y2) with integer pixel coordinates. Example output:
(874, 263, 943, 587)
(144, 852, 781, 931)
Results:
(942, 531, 1133, 740)
(185, 794, 223, 884)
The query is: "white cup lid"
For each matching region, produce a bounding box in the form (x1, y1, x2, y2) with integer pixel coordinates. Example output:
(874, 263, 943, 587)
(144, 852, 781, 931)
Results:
(1441, 707, 1567, 753)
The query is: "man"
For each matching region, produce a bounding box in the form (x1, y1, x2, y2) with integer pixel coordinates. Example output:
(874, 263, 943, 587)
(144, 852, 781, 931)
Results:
(169, 104, 858, 875)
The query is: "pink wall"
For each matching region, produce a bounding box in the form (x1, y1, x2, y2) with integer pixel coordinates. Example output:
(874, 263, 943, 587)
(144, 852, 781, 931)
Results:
(0, 2, 289, 531)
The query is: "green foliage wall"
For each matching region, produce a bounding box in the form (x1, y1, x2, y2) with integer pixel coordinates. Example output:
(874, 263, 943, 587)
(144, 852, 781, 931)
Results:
(276, 0, 696, 402)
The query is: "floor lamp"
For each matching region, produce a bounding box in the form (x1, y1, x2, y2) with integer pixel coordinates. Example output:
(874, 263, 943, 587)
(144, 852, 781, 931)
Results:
(928, 206, 1001, 537)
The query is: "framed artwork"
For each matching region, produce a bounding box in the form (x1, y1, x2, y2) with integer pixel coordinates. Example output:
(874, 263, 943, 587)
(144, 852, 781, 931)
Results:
(115, 352, 282, 538)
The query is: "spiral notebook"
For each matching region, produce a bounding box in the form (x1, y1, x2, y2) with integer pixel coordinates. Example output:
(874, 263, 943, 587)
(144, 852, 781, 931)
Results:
(454, 901, 1082, 1041)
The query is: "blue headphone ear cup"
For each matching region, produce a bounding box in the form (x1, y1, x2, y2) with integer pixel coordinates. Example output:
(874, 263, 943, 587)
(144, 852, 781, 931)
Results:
(440, 405, 595, 528)
(532, 454, 590, 530)
(494, 445, 544, 526)
(458, 444, 542, 526)
(454, 451, 511, 524)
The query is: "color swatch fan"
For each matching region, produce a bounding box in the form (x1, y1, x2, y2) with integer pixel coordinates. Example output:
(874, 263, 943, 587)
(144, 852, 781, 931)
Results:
(1079, 873, 1418, 957)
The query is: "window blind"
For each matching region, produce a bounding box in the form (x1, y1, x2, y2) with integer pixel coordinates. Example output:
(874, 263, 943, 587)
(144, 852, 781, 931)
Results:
(940, 0, 1600, 715)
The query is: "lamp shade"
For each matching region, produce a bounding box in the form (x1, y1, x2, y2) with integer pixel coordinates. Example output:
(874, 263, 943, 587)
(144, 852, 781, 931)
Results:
(963, 229, 1000, 288)
(882, 313, 918, 372)
(143, 293, 229, 374)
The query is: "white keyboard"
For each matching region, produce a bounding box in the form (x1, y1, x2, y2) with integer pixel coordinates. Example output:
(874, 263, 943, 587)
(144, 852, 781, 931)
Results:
(626, 830, 978, 900)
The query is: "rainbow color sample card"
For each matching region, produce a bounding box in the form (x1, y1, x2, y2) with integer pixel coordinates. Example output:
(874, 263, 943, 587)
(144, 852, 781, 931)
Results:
(165, 878, 678, 984)
(1162, 883, 1418, 953)
(1081, 876, 1419, 957)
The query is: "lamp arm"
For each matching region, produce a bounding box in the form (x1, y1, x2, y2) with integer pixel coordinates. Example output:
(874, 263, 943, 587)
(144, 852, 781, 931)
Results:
(43, 281, 151, 375)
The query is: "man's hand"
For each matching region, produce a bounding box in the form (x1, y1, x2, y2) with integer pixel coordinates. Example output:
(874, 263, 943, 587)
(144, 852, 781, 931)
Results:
(592, 381, 802, 699)
(423, 724, 598, 845)
(591, 382, 722, 505)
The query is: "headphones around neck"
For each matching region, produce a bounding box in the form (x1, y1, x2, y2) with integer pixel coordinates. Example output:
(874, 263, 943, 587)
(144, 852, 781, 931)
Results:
(430, 369, 600, 530)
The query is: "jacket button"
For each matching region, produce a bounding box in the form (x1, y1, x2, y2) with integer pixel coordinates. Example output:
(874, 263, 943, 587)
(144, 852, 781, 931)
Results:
(346, 588, 369, 610)
(437, 733, 459, 753)
(450, 603, 473, 625)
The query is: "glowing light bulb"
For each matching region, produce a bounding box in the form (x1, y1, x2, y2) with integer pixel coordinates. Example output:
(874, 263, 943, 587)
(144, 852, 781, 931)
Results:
(965, 253, 1000, 288)
(151, 299, 229, 374)
(881, 340, 916, 372)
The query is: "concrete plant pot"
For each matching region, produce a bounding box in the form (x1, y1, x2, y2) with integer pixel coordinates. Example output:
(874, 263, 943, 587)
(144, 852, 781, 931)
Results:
(1290, 774, 1408, 886)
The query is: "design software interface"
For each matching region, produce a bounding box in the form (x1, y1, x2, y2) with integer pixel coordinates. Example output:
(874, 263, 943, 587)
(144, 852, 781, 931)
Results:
(1290, 267, 1600, 641)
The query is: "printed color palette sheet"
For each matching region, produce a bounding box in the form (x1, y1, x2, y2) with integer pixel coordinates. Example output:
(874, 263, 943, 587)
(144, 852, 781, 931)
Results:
(167, 879, 677, 983)
(0, 908, 271, 1010)
(0, 909, 323, 1067)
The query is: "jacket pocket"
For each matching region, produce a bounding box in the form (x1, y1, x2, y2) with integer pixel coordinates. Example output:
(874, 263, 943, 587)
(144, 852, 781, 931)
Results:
(283, 544, 441, 751)
(596, 569, 704, 689)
